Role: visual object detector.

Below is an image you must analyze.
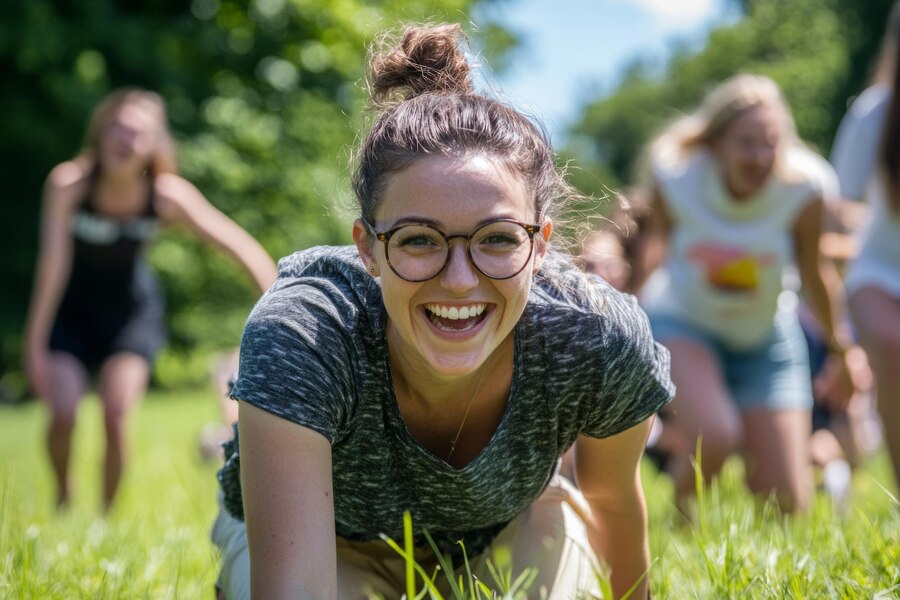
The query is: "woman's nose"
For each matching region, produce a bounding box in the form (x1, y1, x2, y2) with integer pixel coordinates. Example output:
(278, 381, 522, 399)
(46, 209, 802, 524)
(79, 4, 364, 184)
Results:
(440, 242, 479, 293)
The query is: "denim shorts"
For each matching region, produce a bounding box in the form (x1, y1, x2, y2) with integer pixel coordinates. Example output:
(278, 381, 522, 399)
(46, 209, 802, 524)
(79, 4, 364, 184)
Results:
(648, 311, 813, 411)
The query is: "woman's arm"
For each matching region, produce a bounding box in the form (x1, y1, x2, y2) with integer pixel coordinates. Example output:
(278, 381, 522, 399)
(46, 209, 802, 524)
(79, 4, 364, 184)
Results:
(154, 174, 277, 294)
(793, 197, 854, 410)
(22, 163, 86, 396)
(631, 185, 671, 294)
(575, 417, 654, 600)
(239, 402, 337, 599)
(829, 86, 888, 204)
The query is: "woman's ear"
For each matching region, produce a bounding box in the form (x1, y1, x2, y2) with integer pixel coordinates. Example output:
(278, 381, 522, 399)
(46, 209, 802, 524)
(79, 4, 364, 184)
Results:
(532, 220, 553, 273)
(352, 218, 380, 277)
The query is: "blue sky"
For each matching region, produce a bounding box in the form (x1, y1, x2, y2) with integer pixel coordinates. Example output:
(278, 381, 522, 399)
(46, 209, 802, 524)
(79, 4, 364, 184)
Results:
(474, 0, 739, 143)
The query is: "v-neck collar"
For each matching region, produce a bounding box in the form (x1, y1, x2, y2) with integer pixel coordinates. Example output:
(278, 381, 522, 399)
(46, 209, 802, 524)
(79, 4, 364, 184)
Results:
(379, 318, 523, 473)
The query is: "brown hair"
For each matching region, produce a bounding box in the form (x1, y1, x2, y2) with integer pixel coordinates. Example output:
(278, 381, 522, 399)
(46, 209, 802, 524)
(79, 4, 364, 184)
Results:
(352, 23, 573, 232)
(81, 87, 178, 176)
(877, 2, 900, 214)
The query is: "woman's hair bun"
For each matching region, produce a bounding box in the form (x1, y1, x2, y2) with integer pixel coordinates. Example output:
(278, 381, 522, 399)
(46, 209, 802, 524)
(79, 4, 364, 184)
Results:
(368, 23, 474, 107)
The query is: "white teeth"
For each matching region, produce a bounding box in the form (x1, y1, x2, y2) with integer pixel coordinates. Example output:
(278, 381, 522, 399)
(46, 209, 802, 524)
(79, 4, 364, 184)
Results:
(425, 304, 487, 320)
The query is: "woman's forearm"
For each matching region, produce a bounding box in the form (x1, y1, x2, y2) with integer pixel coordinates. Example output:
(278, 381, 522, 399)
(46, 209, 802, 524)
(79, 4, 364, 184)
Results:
(804, 259, 852, 348)
(226, 228, 278, 294)
(585, 498, 651, 600)
(25, 227, 73, 346)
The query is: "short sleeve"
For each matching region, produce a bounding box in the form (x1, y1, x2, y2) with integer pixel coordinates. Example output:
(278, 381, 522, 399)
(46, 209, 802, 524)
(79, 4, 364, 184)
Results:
(230, 282, 358, 444)
(581, 293, 675, 439)
(830, 85, 890, 201)
(807, 152, 840, 204)
(649, 145, 690, 200)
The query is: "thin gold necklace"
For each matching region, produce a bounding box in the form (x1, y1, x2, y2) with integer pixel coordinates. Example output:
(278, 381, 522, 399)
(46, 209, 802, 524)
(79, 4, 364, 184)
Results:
(446, 362, 490, 463)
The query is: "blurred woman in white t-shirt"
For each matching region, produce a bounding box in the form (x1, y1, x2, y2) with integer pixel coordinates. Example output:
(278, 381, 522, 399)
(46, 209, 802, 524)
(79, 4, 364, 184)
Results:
(638, 74, 855, 514)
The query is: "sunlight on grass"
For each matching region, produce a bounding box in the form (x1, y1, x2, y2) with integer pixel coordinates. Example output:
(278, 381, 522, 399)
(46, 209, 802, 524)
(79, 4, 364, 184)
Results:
(1, 391, 898, 598)
(0, 390, 222, 599)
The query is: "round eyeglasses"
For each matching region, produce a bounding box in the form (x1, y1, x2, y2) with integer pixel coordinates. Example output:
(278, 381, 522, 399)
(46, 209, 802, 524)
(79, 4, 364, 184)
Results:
(364, 218, 544, 282)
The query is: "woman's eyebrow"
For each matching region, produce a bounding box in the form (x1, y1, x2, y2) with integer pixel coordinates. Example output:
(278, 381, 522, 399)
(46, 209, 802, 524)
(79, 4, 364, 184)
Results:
(389, 216, 441, 228)
(388, 213, 526, 230)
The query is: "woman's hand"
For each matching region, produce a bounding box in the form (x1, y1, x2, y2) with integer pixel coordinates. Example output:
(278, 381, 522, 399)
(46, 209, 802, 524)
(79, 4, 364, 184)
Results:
(813, 345, 871, 412)
(813, 352, 854, 412)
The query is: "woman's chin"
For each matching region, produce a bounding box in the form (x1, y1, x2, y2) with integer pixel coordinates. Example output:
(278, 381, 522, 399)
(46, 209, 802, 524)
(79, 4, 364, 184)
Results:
(420, 350, 491, 378)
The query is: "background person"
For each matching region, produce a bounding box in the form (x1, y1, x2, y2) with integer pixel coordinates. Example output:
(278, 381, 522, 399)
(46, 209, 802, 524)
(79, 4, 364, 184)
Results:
(199, 348, 241, 462)
(578, 228, 633, 292)
(800, 301, 876, 512)
(637, 74, 854, 514)
(212, 23, 674, 600)
(576, 216, 688, 477)
(830, 0, 900, 496)
(22, 88, 277, 510)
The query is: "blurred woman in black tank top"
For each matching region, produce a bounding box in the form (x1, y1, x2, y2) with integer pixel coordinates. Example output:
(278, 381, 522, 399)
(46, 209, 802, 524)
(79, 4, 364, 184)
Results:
(23, 89, 277, 510)
(52, 167, 166, 371)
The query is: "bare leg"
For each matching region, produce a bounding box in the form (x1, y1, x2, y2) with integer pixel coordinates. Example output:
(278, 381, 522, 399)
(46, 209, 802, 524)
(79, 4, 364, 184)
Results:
(743, 409, 812, 513)
(837, 346, 877, 467)
(200, 349, 240, 461)
(809, 427, 845, 468)
(97, 352, 150, 511)
(841, 390, 879, 466)
(663, 339, 742, 507)
(214, 348, 240, 426)
(44, 353, 89, 508)
(850, 286, 900, 493)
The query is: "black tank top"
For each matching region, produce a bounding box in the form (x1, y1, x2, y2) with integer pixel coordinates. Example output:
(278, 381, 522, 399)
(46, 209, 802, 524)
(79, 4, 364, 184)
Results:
(66, 170, 159, 306)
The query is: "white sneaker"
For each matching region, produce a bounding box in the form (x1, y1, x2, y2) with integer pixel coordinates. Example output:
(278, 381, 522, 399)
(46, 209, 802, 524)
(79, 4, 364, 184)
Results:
(823, 458, 852, 516)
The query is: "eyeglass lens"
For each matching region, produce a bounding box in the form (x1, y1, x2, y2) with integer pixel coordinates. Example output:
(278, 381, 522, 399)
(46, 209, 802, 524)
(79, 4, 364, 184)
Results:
(386, 221, 534, 281)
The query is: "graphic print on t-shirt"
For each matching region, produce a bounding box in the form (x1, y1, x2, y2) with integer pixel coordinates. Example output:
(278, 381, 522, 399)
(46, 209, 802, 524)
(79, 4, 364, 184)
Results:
(687, 243, 775, 292)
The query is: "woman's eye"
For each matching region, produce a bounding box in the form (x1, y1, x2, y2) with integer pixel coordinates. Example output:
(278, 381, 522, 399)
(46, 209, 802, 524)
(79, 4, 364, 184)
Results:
(480, 234, 521, 249)
(487, 234, 516, 244)
(399, 236, 432, 246)
(396, 235, 439, 248)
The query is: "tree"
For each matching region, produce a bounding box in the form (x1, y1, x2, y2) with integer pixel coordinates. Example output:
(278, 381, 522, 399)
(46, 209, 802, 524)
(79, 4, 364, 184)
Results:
(0, 0, 507, 395)
(569, 0, 895, 196)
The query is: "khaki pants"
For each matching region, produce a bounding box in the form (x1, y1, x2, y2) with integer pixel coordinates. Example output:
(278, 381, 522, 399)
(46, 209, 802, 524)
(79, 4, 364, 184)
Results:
(212, 476, 602, 599)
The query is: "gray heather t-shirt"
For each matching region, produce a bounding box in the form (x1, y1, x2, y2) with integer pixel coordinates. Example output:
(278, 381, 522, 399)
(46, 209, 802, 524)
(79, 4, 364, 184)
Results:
(218, 245, 673, 560)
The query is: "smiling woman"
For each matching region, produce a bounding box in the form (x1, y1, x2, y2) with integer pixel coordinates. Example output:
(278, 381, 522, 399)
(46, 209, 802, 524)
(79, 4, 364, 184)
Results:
(211, 23, 674, 600)
(22, 88, 277, 514)
(355, 155, 549, 377)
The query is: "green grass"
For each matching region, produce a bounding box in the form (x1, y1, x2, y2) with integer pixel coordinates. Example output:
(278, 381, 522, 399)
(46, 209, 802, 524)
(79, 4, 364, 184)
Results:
(0, 390, 222, 599)
(1, 391, 898, 598)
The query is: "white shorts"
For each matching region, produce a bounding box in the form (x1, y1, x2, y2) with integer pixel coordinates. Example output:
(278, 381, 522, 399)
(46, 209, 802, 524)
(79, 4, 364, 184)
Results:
(211, 476, 603, 599)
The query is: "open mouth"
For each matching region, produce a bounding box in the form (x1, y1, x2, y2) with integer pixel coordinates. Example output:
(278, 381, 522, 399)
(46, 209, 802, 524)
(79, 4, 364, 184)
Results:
(423, 303, 490, 333)
(744, 168, 770, 183)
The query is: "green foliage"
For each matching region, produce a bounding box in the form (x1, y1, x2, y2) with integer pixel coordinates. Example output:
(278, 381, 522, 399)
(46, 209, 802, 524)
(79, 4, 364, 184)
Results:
(2, 394, 898, 597)
(0, 0, 504, 388)
(569, 0, 896, 196)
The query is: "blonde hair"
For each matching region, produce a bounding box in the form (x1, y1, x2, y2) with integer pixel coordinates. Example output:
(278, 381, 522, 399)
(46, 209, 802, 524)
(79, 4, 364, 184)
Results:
(80, 88, 178, 176)
(645, 74, 803, 182)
